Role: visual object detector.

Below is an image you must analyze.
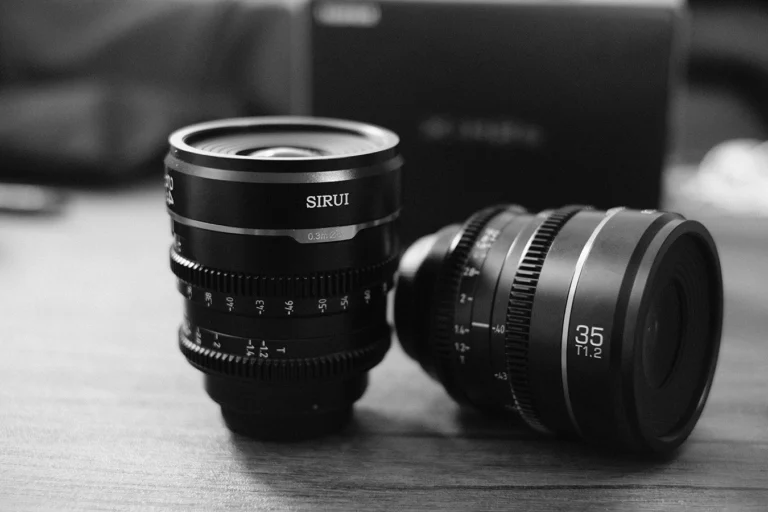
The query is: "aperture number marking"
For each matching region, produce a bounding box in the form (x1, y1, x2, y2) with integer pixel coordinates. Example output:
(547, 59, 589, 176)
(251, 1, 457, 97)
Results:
(574, 325, 604, 359)
(455, 342, 470, 364)
(164, 174, 174, 206)
(463, 266, 480, 277)
(255, 299, 265, 315)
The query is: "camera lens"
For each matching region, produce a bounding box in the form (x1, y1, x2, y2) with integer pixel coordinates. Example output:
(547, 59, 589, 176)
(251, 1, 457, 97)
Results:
(166, 117, 401, 439)
(395, 205, 723, 453)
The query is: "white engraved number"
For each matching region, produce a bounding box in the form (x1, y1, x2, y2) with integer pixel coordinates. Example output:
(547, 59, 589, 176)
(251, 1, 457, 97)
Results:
(164, 174, 174, 206)
(463, 266, 480, 277)
(454, 342, 470, 353)
(590, 327, 604, 346)
(575, 325, 589, 344)
(574, 325, 605, 359)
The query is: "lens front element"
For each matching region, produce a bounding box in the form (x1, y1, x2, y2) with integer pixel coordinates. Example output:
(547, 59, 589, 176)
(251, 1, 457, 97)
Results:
(643, 281, 683, 390)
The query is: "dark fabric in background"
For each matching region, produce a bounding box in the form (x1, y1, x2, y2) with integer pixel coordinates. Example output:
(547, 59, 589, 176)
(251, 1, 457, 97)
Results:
(0, 0, 294, 182)
(0, 0, 766, 182)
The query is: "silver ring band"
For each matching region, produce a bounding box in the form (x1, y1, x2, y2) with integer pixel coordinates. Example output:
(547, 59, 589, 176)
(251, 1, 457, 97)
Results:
(560, 207, 624, 436)
(168, 210, 400, 244)
(165, 156, 402, 184)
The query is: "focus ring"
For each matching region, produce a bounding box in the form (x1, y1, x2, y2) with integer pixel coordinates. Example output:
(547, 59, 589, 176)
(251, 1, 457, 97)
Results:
(429, 205, 512, 405)
(179, 328, 391, 382)
(171, 248, 397, 298)
(504, 206, 584, 432)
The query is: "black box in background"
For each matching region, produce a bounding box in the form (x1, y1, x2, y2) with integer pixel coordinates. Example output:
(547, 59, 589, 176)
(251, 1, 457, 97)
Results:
(307, 0, 685, 244)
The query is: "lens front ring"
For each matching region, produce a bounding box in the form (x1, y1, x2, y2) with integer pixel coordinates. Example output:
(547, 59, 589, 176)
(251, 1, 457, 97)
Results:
(168, 116, 399, 170)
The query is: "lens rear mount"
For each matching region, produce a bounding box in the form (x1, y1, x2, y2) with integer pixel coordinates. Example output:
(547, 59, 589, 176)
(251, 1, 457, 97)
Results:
(206, 374, 369, 440)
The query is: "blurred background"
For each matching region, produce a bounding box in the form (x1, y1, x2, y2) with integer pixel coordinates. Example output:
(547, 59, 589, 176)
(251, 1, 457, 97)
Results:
(0, 0, 765, 215)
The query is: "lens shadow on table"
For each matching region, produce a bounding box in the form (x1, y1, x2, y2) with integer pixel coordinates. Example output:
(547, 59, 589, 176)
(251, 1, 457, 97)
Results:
(227, 404, 679, 508)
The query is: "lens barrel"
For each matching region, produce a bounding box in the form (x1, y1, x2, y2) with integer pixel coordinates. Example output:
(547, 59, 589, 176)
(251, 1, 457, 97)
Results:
(166, 117, 401, 439)
(395, 205, 723, 453)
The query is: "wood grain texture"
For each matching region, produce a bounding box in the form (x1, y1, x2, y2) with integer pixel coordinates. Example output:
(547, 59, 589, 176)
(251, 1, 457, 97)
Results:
(1, 183, 767, 511)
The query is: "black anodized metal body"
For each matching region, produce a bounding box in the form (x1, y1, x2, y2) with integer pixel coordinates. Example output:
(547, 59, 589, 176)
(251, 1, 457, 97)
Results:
(395, 205, 723, 453)
(166, 117, 402, 439)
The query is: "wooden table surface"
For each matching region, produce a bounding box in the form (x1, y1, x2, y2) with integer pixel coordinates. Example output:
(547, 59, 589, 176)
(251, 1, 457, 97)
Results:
(1, 183, 767, 511)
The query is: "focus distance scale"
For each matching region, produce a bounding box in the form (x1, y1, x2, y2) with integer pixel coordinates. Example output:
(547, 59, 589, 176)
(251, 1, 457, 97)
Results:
(166, 117, 402, 440)
(395, 205, 723, 453)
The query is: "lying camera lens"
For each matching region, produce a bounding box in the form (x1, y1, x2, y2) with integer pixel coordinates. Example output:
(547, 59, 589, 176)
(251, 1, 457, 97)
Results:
(166, 117, 401, 439)
(395, 205, 723, 453)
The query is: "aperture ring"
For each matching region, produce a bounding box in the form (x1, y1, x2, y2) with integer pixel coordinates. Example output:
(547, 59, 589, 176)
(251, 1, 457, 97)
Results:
(177, 279, 390, 318)
(504, 206, 585, 433)
(170, 248, 398, 298)
(179, 325, 391, 382)
(429, 205, 512, 405)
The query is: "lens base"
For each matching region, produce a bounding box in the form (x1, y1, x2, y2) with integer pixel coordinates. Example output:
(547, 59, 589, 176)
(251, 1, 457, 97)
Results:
(205, 373, 368, 441)
(221, 406, 354, 441)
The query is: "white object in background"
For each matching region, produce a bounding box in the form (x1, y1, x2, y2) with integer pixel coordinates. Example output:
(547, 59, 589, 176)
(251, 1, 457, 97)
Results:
(683, 139, 768, 216)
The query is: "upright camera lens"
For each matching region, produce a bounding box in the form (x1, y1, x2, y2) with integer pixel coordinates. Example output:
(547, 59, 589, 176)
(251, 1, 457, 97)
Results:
(395, 205, 723, 453)
(166, 117, 401, 439)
